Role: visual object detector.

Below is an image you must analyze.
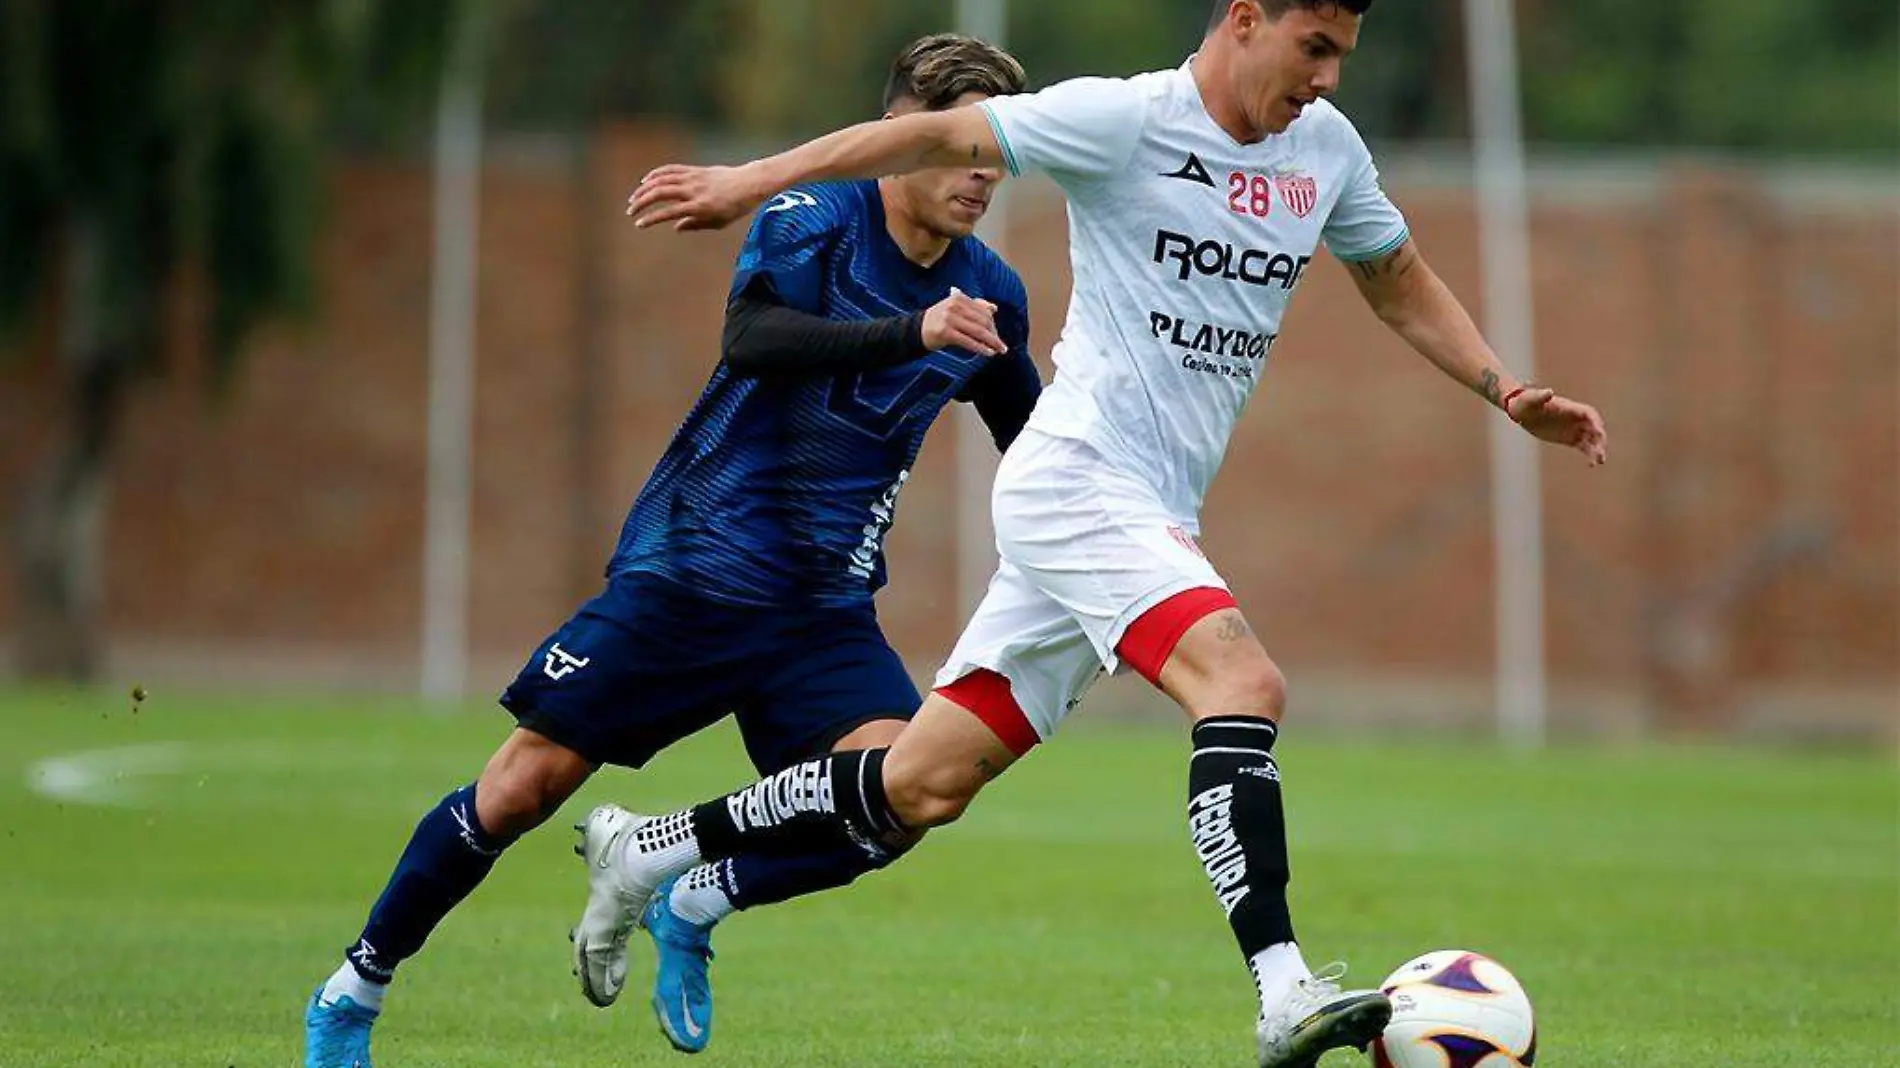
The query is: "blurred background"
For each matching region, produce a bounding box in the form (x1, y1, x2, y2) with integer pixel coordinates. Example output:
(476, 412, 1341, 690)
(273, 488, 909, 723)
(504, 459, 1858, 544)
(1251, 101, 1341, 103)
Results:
(1, 0, 1895, 743)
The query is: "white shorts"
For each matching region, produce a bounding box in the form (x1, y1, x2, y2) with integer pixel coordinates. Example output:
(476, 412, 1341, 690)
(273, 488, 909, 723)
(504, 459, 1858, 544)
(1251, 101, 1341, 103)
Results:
(934, 430, 1231, 743)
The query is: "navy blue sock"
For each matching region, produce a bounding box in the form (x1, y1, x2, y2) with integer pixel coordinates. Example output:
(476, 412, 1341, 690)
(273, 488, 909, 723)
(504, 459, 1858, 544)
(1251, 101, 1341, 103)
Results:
(722, 844, 888, 911)
(345, 784, 516, 982)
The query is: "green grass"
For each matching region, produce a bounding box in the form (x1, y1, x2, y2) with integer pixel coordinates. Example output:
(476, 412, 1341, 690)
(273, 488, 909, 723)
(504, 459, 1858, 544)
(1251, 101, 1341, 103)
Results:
(0, 688, 1894, 1066)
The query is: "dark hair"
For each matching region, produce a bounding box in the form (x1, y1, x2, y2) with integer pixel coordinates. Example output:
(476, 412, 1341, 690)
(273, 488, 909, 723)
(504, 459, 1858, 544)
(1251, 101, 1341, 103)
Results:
(1208, 0, 1373, 30)
(883, 33, 1027, 112)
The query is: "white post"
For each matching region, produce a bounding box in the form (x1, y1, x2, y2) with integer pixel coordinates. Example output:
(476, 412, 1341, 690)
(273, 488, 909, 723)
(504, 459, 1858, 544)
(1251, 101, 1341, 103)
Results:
(421, 4, 488, 701)
(1463, 0, 1547, 747)
(954, 0, 1011, 614)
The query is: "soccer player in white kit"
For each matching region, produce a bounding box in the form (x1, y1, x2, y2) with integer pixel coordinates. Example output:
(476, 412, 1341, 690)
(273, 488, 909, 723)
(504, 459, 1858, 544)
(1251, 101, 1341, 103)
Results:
(601, 2, 1608, 1064)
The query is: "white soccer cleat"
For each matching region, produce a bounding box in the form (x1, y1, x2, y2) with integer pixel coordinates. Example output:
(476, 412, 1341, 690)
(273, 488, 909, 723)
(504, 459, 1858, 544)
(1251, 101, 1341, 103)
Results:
(571, 803, 663, 1008)
(1255, 963, 1392, 1068)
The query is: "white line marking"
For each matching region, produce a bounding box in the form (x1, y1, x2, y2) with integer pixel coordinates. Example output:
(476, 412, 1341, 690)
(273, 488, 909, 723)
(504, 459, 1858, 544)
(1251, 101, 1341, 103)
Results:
(27, 742, 190, 807)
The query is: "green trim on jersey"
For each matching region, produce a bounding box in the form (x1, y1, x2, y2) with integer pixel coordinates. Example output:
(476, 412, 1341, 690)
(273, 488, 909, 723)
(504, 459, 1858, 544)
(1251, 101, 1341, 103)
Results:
(1331, 227, 1411, 263)
(980, 103, 1022, 177)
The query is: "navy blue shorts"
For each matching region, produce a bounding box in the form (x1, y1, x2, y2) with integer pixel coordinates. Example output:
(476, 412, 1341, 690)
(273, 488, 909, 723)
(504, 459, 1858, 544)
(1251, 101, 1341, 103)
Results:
(498, 571, 920, 775)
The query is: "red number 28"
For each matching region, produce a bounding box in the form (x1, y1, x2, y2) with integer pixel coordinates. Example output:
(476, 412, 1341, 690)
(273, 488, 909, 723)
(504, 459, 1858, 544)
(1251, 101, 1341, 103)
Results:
(1227, 172, 1272, 218)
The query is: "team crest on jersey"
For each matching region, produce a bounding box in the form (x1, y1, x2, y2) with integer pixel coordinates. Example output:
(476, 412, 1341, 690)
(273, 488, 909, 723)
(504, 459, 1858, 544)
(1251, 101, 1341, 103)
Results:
(1166, 525, 1206, 558)
(1274, 172, 1318, 218)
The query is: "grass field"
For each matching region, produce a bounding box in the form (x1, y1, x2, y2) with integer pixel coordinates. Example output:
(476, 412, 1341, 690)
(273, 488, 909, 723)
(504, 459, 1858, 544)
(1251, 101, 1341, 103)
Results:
(1, 688, 1894, 1066)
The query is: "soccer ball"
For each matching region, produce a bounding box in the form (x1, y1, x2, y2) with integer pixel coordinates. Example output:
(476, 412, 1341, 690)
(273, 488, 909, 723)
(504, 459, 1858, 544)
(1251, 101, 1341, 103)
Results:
(1367, 950, 1537, 1067)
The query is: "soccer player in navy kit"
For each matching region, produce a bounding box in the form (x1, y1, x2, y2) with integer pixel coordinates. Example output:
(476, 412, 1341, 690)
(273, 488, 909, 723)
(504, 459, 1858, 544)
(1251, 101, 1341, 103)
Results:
(303, 34, 1035, 1067)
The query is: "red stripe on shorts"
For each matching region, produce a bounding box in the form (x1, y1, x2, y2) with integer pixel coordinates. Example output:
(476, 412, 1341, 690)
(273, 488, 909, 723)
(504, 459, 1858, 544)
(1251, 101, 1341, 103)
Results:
(1115, 586, 1239, 686)
(934, 669, 1040, 757)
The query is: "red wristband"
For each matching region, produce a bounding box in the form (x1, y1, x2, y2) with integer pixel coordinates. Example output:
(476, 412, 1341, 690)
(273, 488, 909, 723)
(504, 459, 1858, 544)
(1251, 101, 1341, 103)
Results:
(1502, 386, 1528, 418)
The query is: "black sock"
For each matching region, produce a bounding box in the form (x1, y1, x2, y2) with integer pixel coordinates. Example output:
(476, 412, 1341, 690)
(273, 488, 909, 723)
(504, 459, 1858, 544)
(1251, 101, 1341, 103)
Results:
(689, 748, 906, 863)
(1187, 716, 1293, 959)
(348, 783, 518, 981)
(724, 843, 888, 910)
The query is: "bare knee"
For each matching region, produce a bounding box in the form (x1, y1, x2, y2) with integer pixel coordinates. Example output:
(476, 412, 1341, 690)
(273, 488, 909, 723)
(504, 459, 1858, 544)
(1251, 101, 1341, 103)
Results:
(476, 730, 594, 838)
(1158, 610, 1290, 722)
(1224, 658, 1288, 721)
(875, 691, 1019, 830)
(1182, 651, 1288, 722)
(884, 765, 982, 829)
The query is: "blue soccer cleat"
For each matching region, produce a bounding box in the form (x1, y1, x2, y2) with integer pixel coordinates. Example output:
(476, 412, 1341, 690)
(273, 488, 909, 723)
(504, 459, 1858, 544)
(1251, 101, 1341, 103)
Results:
(642, 878, 716, 1054)
(304, 985, 379, 1068)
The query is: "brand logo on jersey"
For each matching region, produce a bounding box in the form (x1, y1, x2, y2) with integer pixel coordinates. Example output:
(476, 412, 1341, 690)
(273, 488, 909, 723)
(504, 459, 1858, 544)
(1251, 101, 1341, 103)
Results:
(847, 469, 909, 579)
(764, 190, 818, 213)
(1153, 229, 1310, 290)
(1149, 310, 1277, 379)
(1161, 152, 1216, 187)
(542, 642, 591, 681)
(1274, 172, 1318, 218)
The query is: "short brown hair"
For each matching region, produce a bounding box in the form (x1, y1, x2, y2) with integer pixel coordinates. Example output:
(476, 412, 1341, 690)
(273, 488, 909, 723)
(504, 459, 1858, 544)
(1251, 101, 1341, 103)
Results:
(883, 33, 1026, 112)
(1208, 0, 1374, 30)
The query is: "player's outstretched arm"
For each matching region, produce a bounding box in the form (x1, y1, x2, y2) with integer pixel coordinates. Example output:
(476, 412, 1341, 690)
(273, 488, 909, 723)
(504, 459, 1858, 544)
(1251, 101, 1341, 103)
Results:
(628, 108, 1004, 232)
(1344, 239, 1608, 466)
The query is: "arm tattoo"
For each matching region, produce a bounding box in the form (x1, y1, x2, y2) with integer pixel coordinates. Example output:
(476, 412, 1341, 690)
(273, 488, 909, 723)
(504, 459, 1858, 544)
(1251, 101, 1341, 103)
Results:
(1479, 369, 1501, 405)
(1348, 243, 1417, 283)
(1215, 615, 1252, 642)
(975, 756, 1004, 781)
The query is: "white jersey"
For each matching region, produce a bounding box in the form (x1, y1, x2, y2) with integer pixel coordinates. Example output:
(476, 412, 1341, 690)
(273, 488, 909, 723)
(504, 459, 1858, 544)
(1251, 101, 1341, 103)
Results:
(979, 62, 1409, 518)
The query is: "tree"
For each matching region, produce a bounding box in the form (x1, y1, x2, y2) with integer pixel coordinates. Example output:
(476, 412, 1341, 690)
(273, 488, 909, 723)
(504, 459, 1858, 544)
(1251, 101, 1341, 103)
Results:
(1522, 0, 1900, 156)
(0, 1, 456, 680)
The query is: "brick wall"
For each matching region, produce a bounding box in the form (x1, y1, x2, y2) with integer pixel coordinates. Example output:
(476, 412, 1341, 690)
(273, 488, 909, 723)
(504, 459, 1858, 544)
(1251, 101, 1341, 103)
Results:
(2, 126, 1893, 735)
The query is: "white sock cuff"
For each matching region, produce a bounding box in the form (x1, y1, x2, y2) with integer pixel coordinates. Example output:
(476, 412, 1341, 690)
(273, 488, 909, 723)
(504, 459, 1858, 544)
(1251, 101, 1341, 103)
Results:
(668, 861, 736, 926)
(320, 961, 387, 1011)
(1249, 941, 1310, 1010)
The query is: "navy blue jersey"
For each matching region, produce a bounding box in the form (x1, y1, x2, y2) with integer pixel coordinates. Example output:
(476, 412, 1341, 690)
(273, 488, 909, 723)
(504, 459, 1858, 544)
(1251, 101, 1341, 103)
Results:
(608, 180, 1037, 608)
